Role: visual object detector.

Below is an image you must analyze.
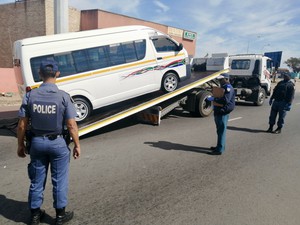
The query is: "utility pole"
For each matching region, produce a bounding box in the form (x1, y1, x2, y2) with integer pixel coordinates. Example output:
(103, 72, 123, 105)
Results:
(54, 0, 69, 34)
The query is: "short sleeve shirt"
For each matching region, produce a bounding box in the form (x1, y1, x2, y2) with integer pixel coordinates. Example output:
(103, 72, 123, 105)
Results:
(18, 83, 77, 135)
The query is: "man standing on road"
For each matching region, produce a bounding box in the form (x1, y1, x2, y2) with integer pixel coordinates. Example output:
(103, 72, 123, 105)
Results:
(207, 73, 235, 155)
(266, 72, 295, 134)
(17, 60, 81, 225)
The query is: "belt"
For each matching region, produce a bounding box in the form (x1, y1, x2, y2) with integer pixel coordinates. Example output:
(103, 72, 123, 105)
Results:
(34, 134, 62, 140)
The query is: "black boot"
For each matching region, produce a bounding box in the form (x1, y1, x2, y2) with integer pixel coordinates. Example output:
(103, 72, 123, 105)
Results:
(274, 127, 282, 134)
(55, 208, 74, 225)
(266, 125, 273, 133)
(30, 208, 45, 225)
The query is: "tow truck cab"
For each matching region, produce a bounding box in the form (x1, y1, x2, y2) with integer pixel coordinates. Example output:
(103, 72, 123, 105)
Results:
(229, 54, 273, 106)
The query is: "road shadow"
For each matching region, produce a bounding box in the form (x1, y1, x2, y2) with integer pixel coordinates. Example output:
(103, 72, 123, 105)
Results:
(235, 101, 256, 107)
(0, 195, 52, 224)
(0, 118, 18, 137)
(81, 115, 140, 139)
(144, 141, 211, 154)
(227, 126, 266, 133)
(166, 108, 196, 118)
(0, 127, 17, 137)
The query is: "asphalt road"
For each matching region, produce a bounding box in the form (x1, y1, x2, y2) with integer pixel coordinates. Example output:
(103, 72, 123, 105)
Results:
(1, 84, 300, 225)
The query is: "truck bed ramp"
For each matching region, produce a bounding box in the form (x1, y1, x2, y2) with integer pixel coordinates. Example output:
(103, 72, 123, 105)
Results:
(78, 69, 229, 137)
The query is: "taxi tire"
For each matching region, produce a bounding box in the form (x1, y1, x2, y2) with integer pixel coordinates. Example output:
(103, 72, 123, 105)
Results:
(73, 97, 92, 122)
(161, 72, 179, 93)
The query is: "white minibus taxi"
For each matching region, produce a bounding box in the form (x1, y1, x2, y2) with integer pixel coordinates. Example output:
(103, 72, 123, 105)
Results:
(14, 25, 191, 122)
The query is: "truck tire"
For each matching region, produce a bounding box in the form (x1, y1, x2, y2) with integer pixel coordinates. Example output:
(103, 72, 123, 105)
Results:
(254, 88, 266, 106)
(73, 97, 92, 122)
(161, 72, 179, 93)
(193, 90, 213, 117)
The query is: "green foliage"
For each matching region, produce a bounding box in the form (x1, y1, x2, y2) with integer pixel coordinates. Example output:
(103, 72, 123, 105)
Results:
(285, 57, 300, 73)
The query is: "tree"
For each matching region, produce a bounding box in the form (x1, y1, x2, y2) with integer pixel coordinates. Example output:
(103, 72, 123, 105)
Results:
(284, 57, 300, 73)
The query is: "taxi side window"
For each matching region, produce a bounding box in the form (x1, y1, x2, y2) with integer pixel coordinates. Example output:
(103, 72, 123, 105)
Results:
(30, 39, 147, 82)
(152, 37, 178, 52)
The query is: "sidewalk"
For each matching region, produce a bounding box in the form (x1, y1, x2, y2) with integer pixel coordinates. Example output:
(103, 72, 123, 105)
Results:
(0, 105, 19, 116)
(0, 95, 20, 129)
(0, 106, 19, 129)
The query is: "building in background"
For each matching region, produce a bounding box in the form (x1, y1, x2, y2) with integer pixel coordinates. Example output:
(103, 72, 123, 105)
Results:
(80, 9, 196, 58)
(0, 0, 196, 68)
(0, 0, 80, 68)
(0, 0, 196, 93)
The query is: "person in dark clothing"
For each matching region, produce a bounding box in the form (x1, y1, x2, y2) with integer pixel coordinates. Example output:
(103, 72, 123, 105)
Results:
(207, 73, 235, 155)
(17, 60, 81, 225)
(266, 72, 295, 134)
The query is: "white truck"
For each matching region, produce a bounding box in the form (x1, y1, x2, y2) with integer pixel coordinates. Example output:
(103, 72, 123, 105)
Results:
(206, 53, 229, 71)
(228, 54, 273, 106)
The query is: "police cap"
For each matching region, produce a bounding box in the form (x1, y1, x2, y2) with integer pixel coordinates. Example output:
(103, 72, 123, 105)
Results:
(283, 72, 291, 78)
(40, 60, 59, 74)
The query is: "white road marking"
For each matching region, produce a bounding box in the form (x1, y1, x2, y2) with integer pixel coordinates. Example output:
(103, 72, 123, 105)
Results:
(229, 117, 242, 122)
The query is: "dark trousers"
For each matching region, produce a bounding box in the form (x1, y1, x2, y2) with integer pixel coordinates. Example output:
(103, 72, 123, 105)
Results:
(214, 114, 229, 153)
(28, 136, 70, 209)
(269, 101, 287, 128)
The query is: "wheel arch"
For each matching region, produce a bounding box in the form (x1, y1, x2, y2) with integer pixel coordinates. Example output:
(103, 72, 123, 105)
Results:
(163, 69, 180, 81)
(67, 89, 94, 109)
(71, 94, 92, 107)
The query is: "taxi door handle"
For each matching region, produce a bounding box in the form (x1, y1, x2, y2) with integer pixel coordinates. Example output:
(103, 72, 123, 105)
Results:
(157, 57, 163, 60)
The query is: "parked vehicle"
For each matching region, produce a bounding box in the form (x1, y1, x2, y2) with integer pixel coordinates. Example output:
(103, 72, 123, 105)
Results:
(206, 53, 229, 71)
(13, 25, 190, 122)
(228, 54, 273, 106)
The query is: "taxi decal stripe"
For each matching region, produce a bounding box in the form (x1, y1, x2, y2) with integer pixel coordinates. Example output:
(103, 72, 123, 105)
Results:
(29, 53, 185, 89)
(122, 58, 185, 79)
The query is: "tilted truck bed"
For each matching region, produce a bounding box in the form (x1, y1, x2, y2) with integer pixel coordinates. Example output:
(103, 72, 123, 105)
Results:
(78, 69, 228, 137)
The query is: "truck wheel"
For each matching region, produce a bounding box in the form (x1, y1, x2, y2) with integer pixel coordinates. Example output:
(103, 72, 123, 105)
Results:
(161, 72, 179, 93)
(73, 97, 92, 122)
(193, 90, 213, 117)
(254, 88, 266, 106)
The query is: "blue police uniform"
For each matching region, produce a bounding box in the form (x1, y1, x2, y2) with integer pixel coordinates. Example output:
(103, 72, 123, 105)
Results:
(213, 83, 235, 153)
(18, 83, 77, 210)
(268, 79, 295, 130)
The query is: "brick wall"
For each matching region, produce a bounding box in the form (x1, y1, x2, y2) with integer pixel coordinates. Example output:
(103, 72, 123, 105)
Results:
(0, 0, 80, 93)
(69, 6, 81, 32)
(0, 0, 81, 68)
(0, 1, 46, 68)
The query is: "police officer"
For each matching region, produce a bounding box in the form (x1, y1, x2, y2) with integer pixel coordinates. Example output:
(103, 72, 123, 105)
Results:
(207, 73, 235, 155)
(17, 60, 81, 225)
(266, 72, 295, 134)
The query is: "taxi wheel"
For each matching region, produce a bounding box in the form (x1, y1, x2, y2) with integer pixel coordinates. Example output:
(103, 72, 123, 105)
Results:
(161, 72, 179, 93)
(73, 97, 92, 122)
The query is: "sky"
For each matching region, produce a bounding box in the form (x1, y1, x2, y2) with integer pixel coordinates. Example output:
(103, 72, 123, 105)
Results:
(1, 0, 300, 68)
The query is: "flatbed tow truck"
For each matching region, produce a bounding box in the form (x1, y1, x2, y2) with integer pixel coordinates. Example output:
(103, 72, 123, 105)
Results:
(78, 69, 229, 137)
(0, 69, 228, 136)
